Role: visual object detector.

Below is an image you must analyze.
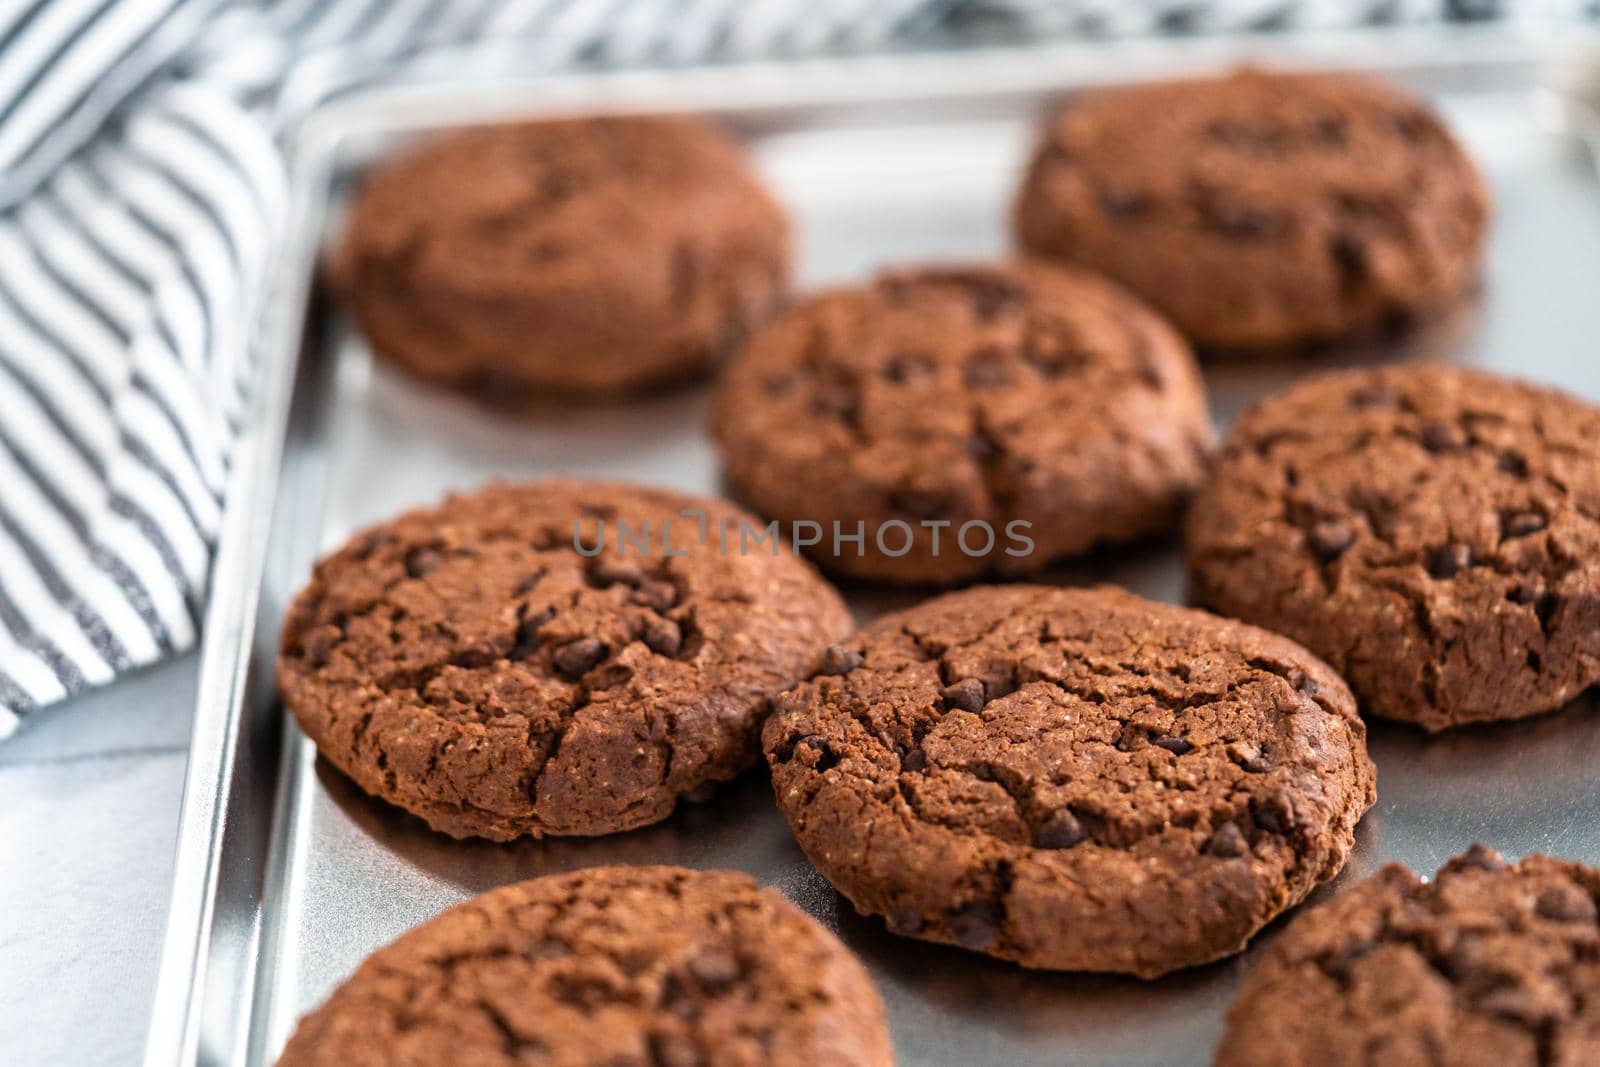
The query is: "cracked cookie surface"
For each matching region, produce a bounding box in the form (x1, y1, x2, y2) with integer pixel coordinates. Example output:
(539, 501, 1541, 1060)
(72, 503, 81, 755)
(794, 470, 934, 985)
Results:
(275, 866, 895, 1067)
(1015, 69, 1489, 349)
(1186, 364, 1600, 731)
(278, 480, 850, 841)
(1214, 846, 1600, 1067)
(711, 261, 1214, 584)
(762, 584, 1375, 977)
(334, 116, 789, 396)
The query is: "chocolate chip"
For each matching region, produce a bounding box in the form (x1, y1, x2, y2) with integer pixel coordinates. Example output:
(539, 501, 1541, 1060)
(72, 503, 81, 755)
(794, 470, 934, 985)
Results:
(1502, 511, 1545, 538)
(819, 644, 864, 675)
(1350, 384, 1400, 409)
(1329, 232, 1369, 292)
(1498, 451, 1530, 477)
(513, 574, 542, 596)
(1322, 938, 1376, 979)
(657, 974, 699, 1020)
(888, 488, 948, 521)
(812, 386, 858, 425)
(1312, 114, 1348, 146)
(966, 433, 997, 463)
(1151, 735, 1193, 756)
(964, 348, 1012, 389)
(634, 581, 678, 612)
(593, 558, 644, 587)
(302, 632, 331, 670)
(1252, 801, 1288, 835)
(404, 546, 443, 578)
(1097, 185, 1150, 218)
(901, 747, 928, 773)
(887, 906, 925, 935)
(1309, 520, 1355, 561)
(1390, 110, 1432, 143)
(643, 617, 682, 658)
(553, 637, 607, 678)
(947, 899, 1004, 950)
(1507, 579, 1541, 606)
(1203, 822, 1249, 858)
(1535, 883, 1595, 922)
(883, 351, 935, 384)
(1427, 542, 1472, 579)
(650, 1033, 702, 1067)
(1227, 741, 1273, 774)
(511, 607, 555, 660)
(1535, 592, 1562, 627)
(963, 276, 1027, 322)
(1034, 810, 1087, 850)
(1420, 420, 1467, 451)
(940, 678, 987, 714)
(685, 948, 740, 989)
(1205, 198, 1276, 238)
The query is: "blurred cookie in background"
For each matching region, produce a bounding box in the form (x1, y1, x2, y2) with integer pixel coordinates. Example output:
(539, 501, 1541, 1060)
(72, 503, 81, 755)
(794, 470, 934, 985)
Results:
(334, 115, 790, 397)
(1016, 69, 1489, 351)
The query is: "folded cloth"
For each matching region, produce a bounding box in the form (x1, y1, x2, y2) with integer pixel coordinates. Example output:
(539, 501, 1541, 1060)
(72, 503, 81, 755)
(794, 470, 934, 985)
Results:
(0, 0, 1578, 737)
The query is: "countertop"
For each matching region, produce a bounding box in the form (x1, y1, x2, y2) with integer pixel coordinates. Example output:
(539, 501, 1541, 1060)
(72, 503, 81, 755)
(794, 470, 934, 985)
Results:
(0, 655, 198, 1067)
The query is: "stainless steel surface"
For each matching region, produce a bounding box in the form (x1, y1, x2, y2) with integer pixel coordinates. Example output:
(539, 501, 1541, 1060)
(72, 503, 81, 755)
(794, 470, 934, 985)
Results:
(150, 25, 1600, 1067)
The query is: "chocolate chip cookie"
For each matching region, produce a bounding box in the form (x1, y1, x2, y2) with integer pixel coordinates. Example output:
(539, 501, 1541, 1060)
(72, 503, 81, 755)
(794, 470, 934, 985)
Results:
(1015, 69, 1489, 350)
(712, 261, 1214, 585)
(1214, 846, 1600, 1067)
(334, 116, 789, 396)
(1186, 364, 1600, 731)
(763, 584, 1375, 977)
(275, 866, 896, 1067)
(278, 480, 851, 841)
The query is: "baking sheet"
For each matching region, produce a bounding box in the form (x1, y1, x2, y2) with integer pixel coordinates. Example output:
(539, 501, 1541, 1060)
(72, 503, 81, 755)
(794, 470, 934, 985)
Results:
(148, 26, 1600, 1067)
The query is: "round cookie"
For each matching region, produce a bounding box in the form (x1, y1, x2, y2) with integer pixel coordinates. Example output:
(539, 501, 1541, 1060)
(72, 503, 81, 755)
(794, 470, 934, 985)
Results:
(275, 866, 896, 1067)
(1186, 363, 1600, 731)
(334, 116, 789, 396)
(763, 584, 1375, 977)
(1015, 69, 1489, 350)
(278, 480, 851, 841)
(712, 261, 1214, 585)
(1214, 846, 1600, 1067)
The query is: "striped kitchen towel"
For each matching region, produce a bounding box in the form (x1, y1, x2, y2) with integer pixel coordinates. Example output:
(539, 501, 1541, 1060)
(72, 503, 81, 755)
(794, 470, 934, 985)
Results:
(0, 0, 1584, 737)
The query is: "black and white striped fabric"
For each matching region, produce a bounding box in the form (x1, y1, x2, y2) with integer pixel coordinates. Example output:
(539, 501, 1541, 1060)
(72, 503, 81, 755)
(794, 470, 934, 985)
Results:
(0, 0, 1582, 738)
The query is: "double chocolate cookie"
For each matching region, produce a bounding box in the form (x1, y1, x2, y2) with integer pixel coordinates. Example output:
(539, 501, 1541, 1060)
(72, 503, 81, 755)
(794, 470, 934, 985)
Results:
(1016, 69, 1489, 350)
(712, 262, 1214, 585)
(278, 480, 850, 840)
(276, 866, 896, 1067)
(763, 584, 1375, 977)
(335, 116, 789, 396)
(1215, 846, 1600, 1067)
(1186, 364, 1600, 731)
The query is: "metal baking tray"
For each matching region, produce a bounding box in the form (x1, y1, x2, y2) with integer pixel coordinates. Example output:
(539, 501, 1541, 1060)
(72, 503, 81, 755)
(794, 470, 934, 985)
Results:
(146, 24, 1600, 1067)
